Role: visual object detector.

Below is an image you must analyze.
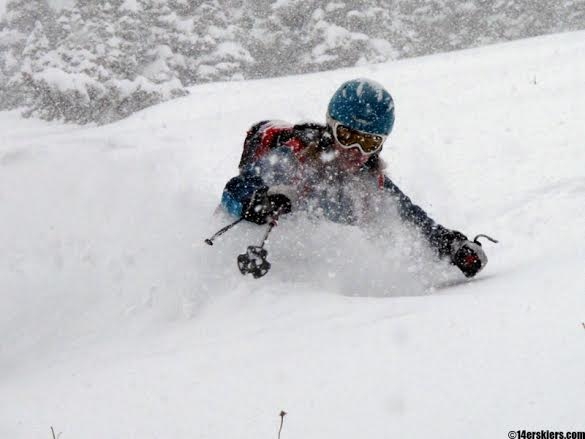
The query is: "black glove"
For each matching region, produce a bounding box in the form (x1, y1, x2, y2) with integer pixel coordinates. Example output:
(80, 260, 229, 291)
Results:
(436, 229, 488, 278)
(242, 189, 292, 225)
(451, 239, 487, 278)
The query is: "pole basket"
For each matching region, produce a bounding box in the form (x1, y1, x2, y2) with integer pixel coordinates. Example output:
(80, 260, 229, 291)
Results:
(237, 245, 271, 278)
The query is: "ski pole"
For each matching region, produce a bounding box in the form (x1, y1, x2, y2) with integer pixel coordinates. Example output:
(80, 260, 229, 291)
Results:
(204, 217, 244, 246)
(258, 215, 279, 249)
(237, 211, 282, 279)
(473, 234, 499, 245)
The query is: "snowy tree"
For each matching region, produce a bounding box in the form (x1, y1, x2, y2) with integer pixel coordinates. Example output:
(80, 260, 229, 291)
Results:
(182, 0, 253, 82)
(16, 0, 186, 124)
(2, 0, 585, 123)
(563, 0, 585, 30)
(140, 0, 188, 83)
(241, 0, 310, 78)
(3, 0, 55, 35)
(21, 21, 50, 74)
(241, 0, 398, 77)
(300, 2, 398, 72)
(0, 0, 55, 108)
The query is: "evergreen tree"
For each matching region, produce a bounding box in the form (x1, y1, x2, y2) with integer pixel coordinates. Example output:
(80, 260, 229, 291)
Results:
(17, 0, 186, 123)
(242, 0, 309, 78)
(0, 0, 55, 108)
(2, 0, 584, 123)
(21, 21, 50, 74)
(3, 0, 54, 35)
(190, 0, 253, 82)
(299, 2, 397, 72)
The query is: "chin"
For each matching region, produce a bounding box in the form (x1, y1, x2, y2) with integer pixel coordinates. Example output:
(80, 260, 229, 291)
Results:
(336, 147, 369, 171)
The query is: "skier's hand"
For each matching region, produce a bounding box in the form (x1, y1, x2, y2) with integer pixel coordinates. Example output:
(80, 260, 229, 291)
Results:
(242, 189, 292, 225)
(448, 233, 488, 278)
(437, 229, 487, 277)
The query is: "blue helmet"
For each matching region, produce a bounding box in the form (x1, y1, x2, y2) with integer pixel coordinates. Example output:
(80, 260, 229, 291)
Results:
(327, 78, 395, 136)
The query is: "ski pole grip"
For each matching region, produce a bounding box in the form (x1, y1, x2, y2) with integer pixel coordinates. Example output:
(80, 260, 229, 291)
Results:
(473, 234, 499, 245)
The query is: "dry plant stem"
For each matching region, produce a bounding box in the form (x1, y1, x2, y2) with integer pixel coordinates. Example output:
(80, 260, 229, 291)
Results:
(278, 410, 287, 439)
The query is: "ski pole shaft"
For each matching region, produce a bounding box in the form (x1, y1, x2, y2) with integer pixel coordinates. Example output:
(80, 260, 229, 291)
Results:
(236, 212, 282, 278)
(473, 234, 499, 244)
(259, 222, 275, 249)
(258, 212, 282, 249)
(205, 217, 244, 246)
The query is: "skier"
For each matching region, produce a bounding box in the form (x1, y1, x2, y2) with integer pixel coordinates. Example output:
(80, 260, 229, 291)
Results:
(220, 78, 488, 278)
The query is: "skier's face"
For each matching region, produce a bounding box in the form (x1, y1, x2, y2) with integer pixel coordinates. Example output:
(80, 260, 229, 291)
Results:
(327, 116, 383, 172)
(333, 143, 370, 172)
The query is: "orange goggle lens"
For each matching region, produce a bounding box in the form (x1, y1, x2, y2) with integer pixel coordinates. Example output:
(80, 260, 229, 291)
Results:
(335, 124, 385, 155)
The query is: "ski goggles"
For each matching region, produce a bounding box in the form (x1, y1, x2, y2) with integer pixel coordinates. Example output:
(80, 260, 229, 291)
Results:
(328, 115, 386, 156)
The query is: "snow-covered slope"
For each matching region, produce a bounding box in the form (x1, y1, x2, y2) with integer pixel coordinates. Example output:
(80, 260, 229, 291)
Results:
(1, 31, 584, 438)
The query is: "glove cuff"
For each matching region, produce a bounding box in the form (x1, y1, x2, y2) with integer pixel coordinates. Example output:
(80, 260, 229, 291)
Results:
(433, 228, 468, 258)
(242, 190, 292, 224)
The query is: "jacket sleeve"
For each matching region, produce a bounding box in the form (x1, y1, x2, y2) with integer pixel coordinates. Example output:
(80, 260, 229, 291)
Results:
(221, 170, 268, 217)
(382, 176, 454, 256)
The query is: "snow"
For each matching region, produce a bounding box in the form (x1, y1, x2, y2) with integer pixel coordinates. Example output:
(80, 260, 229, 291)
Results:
(121, 0, 138, 12)
(116, 75, 184, 99)
(1, 31, 585, 438)
(369, 38, 399, 60)
(355, 78, 387, 101)
(33, 68, 104, 102)
(212, 41, 254, 63)
(312, 21, 369, 61)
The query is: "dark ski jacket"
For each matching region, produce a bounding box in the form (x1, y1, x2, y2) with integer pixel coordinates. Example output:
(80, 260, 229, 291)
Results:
(221, 120, 455, 255)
